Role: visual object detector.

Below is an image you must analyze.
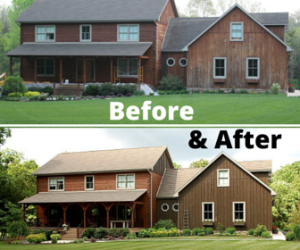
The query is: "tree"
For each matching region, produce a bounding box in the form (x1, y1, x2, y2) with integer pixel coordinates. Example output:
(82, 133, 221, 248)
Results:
(0, 127, 11, 148)
(185, 0, 217, 17)
(173, 162, 182, 169)
(2, 76, 27, 95)
(217, 0, 265, 14)
(287, 27, 300, 82)
(189, 159, 209, 168)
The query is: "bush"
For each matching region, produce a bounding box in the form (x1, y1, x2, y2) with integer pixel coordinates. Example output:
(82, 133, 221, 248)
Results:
(99, 83, 114, 96)
(26, 233, 47, 243)
(225, 227, 236, 235)
(182, 229, 192, 236)
(2, 76, 27, 95)
(198, 232, 206, 236)
(157, 90, 166, 95)
(205, 227, 214, 235)
(50, 234, 61, 243)
(126, 233, 137, 239)
(239, 90, 249, 94)
(192, 228, 201, 236)
(8, 92, 23, 97)
(167, 228, 180, 237)
(203, 90, 210, 93)
(293, 224, 300, 240)
(41, 86, 53, 95)
(254, 224, 268, 236)
(39, 95, 46, 101)
(83, 228, 96, 239)
(217, 223, 224, 233)
(154, 219, 175, 230)
(286, 232, 296, 241)
(119, 228, 130, 237)
(25, 91, 41, 99)
(247, 229, 254, 236)
(261, 231, 271, 238)
(7, 221, 30, 237)
(218, 90, 225, 94)
(86, 85, 99, 96)
(150, 230, 168, 237)
(133, 90, 145, 96)
(158, 75, 185, 91)
(138, 229, 150, 238)
(114, 84, 137, 96)
(32, 229, 52, 240)
(270, 83, 281, 94)
(95, 227, 108, 239)
(108, 228, 123, 237)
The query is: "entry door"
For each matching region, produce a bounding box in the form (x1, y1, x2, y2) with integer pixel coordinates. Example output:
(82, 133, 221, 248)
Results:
(76, 59, 95, 82)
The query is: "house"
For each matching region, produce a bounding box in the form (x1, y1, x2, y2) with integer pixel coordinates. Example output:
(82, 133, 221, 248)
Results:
(20, 146, 275, 236)
(6, 1, 291, 94)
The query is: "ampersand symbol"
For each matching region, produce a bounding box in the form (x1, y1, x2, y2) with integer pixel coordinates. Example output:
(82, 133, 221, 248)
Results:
(189, 130, 207, 149)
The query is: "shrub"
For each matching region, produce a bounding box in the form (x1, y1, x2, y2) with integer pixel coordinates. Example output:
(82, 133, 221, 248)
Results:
(114, 84, 137, 95)
(7, 221, 30, 237)
(264, 91, 270, 95)
(182, 229, 192, 236)
(192, 228, 202, 236)
(249, 91, 257, 94)
(50, 234, 61, 243)
(119, 228, 130, 237)
(86, 85, 99, 96)
(83, 228, 96, 239)
(231, 86, 236, 93)
(28, 87, 42, 92)
(286, 232, 296, 241)
(218, 90, 225, 94)
(217, 223, 224, 233)
(20, 96, 30, 101)
(126, 233, 137, 239)
(254, 224, 268, 236)
(58, 95, 64, 101)
(8, 92, 23, 97)
(25, 91, 41, 99)
(26, 233, 47, 243)
(167, 228, 180, 237)
(39, 95, 46, 101)
(150, 230, 168, 237)
(158, 75, 185, 91)
(270, 83, 281, 94)
(154, 219, 175, 230)
(293, 224, 300, 240)
(41, 86, 53, 95)
(198, 232, 206, 236)
(138, 229, 150, 238)
(247, 229, 255, 236)
(108, 228, 123, 237)
(225, 227, 236, 235)
(157, 90, 166, 95)
(7, 236, 25, 244)
(133, 90, 145, 96)
(32, 229, 52, 240)
(83, 236, 88, 241)
(261, 231, 271, 238)
(209, 90, 217, 93)
(239, 90, 249, 94)
(203, 90, 210, 93)
(2, 76, 27, 95)
(166, 90, 173, 95)
(99, 83, 114, 96)
(205, 227, 214, 235)
(95, 227, 108, 239)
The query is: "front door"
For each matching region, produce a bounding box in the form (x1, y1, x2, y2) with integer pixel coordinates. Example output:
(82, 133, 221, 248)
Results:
(76, 59, 95, 82)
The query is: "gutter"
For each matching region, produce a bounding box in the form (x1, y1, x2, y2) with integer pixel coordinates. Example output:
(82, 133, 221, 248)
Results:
(16, 19, 159, 24)
(148, 169, 153, 227)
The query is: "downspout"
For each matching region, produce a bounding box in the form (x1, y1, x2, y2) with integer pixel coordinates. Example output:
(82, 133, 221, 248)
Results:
(148, 169, 153, 227)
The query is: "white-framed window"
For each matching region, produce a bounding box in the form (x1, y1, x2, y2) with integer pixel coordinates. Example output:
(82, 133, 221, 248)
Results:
(246, 58, 260, 79)
(179, 58, 188, 67)
(85, 175, 94, 190)
(202, 202, 214, 221)
(80, 25, 92, 42)
(37, 58, 55, 77)
(117, 174, 135, 189)
(213, 57, 227, 79)
(233, 202, 246, 222)
(172, 203, 179, 212)
(217, 169, 230, 187)
(166, 58, 175, 67)
(230, 22, 243, 41)
(161, 203, 169, 212)
(117, 58, 138, 77)
(49, 177, 64, 191)
(36, 25, 55, 42)
(118, 24, 139, 41)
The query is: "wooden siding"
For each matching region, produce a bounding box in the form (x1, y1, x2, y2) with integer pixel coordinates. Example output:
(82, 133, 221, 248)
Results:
(153, 150, 173, 175)
(187, 7, 288, 90)
(178, 155, 273, 231)
(252, 172, 270, 185)
(152, 172, 163, 226)
(265, 25, 285, 42)
(163, 52, 188, 85)
(157, 199, 179, 227)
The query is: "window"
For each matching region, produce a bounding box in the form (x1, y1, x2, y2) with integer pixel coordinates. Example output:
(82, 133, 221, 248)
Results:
(161, 203, 169, 212)
(36, 26, 55, 42)
(166, 58, 175, 67)
(80, 25, 92, 42)
(213, 57, 227, 78)
(172, 203, 179, 212)
(49, 177, 64, 191)
(179, 58, 188, 67)
(37, 58, 55, 76)
(117, 174, 135, 189)
(117, 58, 138, 77)
(233, 202, 246, 222)
(217, 169, 229, 187)
(230, 22, 243, 41)
(202, 202, 214, 221)
(85, 175, 94, 190)
(118, 25, 139, 41)
(246, 58, 260, 79)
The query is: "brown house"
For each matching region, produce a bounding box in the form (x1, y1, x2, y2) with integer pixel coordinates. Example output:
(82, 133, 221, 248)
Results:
(20, 147, 275, 238)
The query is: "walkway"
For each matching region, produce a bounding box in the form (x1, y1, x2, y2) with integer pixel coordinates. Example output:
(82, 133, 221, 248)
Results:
(272, 231, 286, 241)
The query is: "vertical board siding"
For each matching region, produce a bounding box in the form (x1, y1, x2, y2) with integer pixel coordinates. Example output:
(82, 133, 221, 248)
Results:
(178, 155, 273, 231)
(164, 52, 188, 85)
(157, 199, 179, 226)
(153, 151, 173, 175)
(265, 26, 285, 42)
(252, 172, 270, 185)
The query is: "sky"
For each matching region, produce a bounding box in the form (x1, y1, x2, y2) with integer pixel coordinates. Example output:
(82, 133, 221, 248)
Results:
(2, 128, 300, 172)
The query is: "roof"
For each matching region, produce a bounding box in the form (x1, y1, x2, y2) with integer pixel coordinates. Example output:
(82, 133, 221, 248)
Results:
(238, 160, 272, 172)
(19, 189, 147, 204)
(16, 0, 178, 23)
(33, 146, 169, 176)
(157, 168, 203, 198)
(250, 12, 289, 25)
(6, 42, 152, 57)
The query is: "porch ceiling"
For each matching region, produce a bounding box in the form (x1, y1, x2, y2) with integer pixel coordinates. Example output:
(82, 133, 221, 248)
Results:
(6, 42, 152, 57)
(19, 189, 147, 204)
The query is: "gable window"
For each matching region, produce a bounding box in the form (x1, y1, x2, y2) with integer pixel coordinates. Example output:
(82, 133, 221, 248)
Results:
(118, 25, 139, 41)
(246, 58, 260, 79)
(217, 169, 229, 187)
(117, 58, 138, 77)
(202, 202, 214, 221)
(166, 58, 175, 67)
(80, 25, 92, 42)
(233, 202, 246, 222)
(230, 22, 243, 41)
(49, 177, 64, 191)
(36, 26, 55, 42)
(161, 203, 169, 212)
(85, 175, 94, 190)
(213, 57, 227, 78)
(117, 174, 135, 189)
(37, 58, 55, 76)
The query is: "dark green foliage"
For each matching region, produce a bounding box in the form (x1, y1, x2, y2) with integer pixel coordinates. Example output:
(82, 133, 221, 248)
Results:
(158, 75, 185, 91)
(247, 229, 254, 236)
(126, 233, 137, 239)
(225, 227, 236, 235)
(114, 84, 137, 95)
(27, 87, 42, 92)
(133, 90, 145, 96)
(39, 95, 46, 101)
(218, 90, 225, 93)
(203, 90, 210, 93)
(253, 224, 268, 236)
(205, 227, 214, 235)
(83, 228, 96, 239)
(239, 90, 249, 94)
(41, 86, 53, 95)
(108, 228, 126, 237)
(217, 223, 224, 233)
(138, 229, 150, 238)
(154, 219, 175, 230)
(192, 228, 201, 236)
(198, 232, 205, 236)
(2, 76, 27, 95)
(32, 229, 52, 240)
(86, 85, 99, 96)
(99, 83, 114, 96)
(182, 229, 192, 236)
(293, 224, 300, 240)
(261, 231, 271, 238)
(286, 232, 296, 241)
(7, 221, 30, 237)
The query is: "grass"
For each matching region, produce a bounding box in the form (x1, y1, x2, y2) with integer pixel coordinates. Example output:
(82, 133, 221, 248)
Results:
(1, 239, 299, 250)
(1, 94, 300, 124)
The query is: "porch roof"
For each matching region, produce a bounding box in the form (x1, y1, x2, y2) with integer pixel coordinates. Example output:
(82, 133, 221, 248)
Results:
(19, 189, 147, 204)
(6, 42, 152, 57)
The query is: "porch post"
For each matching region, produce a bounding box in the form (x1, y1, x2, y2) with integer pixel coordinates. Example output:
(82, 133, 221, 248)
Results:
(84, 208, 86, 229)
(34, 57, 37, 83)
(60, 57, 62, 85)
(102, 203, 114, 229)
(42, 207, 45, 228)
(110, 57, 113, 83)
(83, 57, 86, 86)
(138, 57, 141, 84)
(10, 57, 12, 76)
(130, 203, 136, 229)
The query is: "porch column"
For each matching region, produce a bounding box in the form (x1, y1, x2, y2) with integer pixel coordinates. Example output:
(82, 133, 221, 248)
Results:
(83, 57, 86, 86)
(60, 57, 63, 85)
(62, 204, 71, 225)
(34, 57, 37, 83)
(10, 57, 12, 76)
(102, 203, 114, 229)
(129, 203, 136, 229)
(138, 57, 141, 84)
(110, 57, 113, 83)
(79, 204, 90, 229)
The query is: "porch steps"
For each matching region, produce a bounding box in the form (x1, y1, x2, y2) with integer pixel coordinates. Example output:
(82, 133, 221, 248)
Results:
(60, 228, 78, 241)
(183, 210, 189, 229)
(56, 85, 85, 96)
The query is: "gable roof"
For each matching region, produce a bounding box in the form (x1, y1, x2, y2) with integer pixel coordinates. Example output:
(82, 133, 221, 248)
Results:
(33, 146, 172, 176)
(250, 12, 289, 25)
(16, 0, 178, 23)
(238, 160, 272, 172)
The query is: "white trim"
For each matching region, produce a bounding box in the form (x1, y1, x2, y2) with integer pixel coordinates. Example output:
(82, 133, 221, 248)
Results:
(213, 57, 227, 79)
(84, 175, 94, 191)
(179, 58, 188, 67)
(246, 57, 260, 79)
(35, 25, 56, 42)
(172, 203, 179, 212)
(233, 201, 246, 222)
(217, 169, 230, 187)
(161, 203, 169, 212)
(36, 57, 55, 77)
(230, 22, 244, 41)
(117, 24, 140, 42)
(80, 24, 92, 42)
(48, 177, 65, 192)
(202, 202, 215, 222)
(76, 58, 95, 82)
(116, 173, 136, 189)
(117, 58, 139, 78)
(166, 57, 175, 67)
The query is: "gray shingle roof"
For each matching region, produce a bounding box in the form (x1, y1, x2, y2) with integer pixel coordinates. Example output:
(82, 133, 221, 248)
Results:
(250, 12, 289, 25)
(6, 42, 152, 57)
(238, 160, 272, 172)
(16, 0, 174, 23)
(19, 189, 147, 204)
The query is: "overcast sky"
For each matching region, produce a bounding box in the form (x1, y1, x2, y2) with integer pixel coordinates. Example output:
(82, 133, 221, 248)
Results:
(2, 128, 299, 172)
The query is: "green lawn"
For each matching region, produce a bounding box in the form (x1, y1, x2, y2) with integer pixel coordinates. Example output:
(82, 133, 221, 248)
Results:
(1, 94, 300, 124)
(1, 240, 299, 250)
